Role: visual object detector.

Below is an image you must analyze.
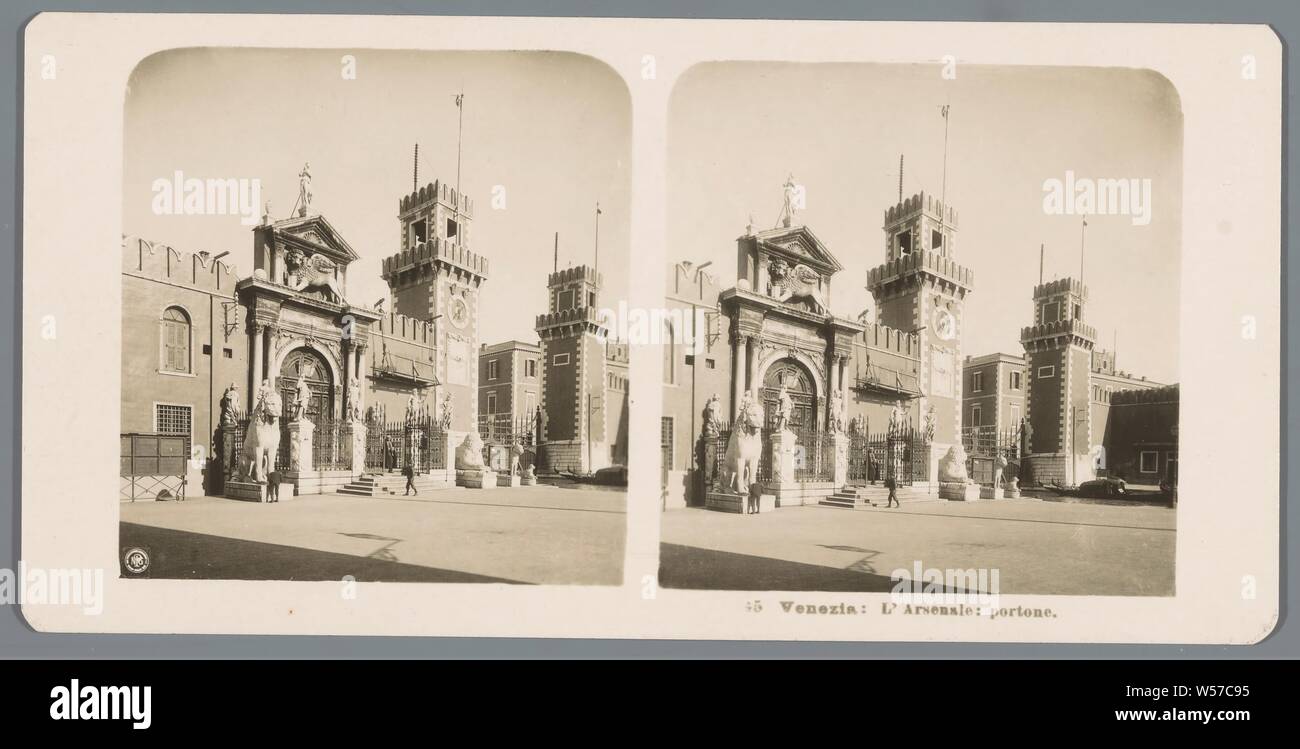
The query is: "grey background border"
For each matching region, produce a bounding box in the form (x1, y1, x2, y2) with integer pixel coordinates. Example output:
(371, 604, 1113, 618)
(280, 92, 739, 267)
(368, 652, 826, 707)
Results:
(0, 0, 1291, 659)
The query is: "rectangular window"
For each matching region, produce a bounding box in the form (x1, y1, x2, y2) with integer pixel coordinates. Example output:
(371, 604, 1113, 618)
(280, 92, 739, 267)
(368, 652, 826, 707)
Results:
(155, 404, 192, 440)
(588, 291, 596, 307)
(1010, 371, 1022, 390)
(1139, 450, 1159, 474)
(971, 404, 982, 426)
(486, 392, 497, 414)
(661, 417, 674, 474)
(446, 218, 458, 239)
(553, 353, 570, 366)
(1073, 303, 1081, 321)
(685, 354, 695, 366)
(525, 359, 537, 378)
(223, 348, 233, 359)
(525, 392, 536, 416)
(1042, 301, 1060, 323)
(931, 229, 943, 252)
(559, 289, 575, 310)
(1010, 405, 1021, 425)
(1037, 365, 1056, 378)
(971, 371, 984, 392)
(487, 360, 499, 381)
(706, 358, 716, 369)
(896, 231, 913, 255)
(411, 219, 427, 245)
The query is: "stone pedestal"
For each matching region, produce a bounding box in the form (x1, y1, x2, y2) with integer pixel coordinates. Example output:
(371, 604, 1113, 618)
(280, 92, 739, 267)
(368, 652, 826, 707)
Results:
(285, 419, 315, 472)
(341, 420, 367, 475)
(497, 473, 521, 487)
(940, 482, 982, 501)
(1005, 478, 1021, 498)
(520, 473, 538, 486)
(226, 481, 294, 502)
(706, 491, 777, 514)
(831, 432, 850, 488)
(979, 486, 1005, 500)
(769, 429, 797, 485)
(221, 427, 238, 483)
(405, 425, 422, 471)
(458, 469, 498, 489)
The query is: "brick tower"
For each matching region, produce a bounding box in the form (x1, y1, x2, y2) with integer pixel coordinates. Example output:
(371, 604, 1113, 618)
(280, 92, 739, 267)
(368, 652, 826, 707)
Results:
(1020, 278, 1097, 486)
(866, 191, 974, 455)
(380, 180, 488, 433)
(535, 266, 611, 473)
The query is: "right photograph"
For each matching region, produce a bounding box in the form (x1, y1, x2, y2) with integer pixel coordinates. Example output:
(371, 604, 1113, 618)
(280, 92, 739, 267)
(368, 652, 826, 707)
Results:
(658, 62, 1182, 595)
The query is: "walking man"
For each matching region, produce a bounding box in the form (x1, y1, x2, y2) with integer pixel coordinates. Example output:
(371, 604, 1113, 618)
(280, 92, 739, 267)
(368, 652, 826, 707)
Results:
(885, 473, 899, 508)
(403, 462, 417, 496)
(266, 469, 281, 503)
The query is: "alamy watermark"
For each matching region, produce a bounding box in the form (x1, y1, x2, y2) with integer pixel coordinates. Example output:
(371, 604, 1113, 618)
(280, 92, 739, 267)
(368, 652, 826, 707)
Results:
(889, 561, 1000, 609)
(151, 170, 263, 226)
(0, 562, 104, 615)
(1042, 170, 1152, 226)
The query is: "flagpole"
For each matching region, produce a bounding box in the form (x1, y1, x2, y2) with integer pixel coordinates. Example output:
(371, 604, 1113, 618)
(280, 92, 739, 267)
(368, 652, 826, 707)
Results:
(939, 103, 950, 236)
(594, 202, 601, 273)
(553, 231, 559, 273)
(454, 88, 464, 233)
(1080, 217, 1087, 283)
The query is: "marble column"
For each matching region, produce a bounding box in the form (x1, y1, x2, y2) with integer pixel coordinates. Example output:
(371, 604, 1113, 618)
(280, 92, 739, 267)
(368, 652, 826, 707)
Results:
(745, 336, 757, 392)
(732, 334, 747, 421)
(250, 324, 264, 396)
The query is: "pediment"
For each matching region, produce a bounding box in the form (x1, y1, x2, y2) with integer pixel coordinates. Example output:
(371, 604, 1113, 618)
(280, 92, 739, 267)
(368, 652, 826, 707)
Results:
(271, 214, 360, 265)
(752, 225, 843, 274)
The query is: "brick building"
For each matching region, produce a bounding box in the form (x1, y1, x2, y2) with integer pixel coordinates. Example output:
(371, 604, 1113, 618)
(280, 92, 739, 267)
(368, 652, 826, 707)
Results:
(661, 186, 965, 508)
(534, 266, 630, 473)
(478, 339, 542, 431)
(121, 170, 488, 497)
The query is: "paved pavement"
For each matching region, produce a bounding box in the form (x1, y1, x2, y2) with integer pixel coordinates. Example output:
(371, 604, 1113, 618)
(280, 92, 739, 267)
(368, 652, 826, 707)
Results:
(660, 499, 1176, 595)
(120, 485, 626, 585)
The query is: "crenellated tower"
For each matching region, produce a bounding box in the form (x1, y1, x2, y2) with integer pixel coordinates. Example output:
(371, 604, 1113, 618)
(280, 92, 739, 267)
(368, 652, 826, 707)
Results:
(381, 180, 487, 433)
(866, 190, 974, 450)
(1020, 277, 1097, 485)
(535, 265, 612, 473)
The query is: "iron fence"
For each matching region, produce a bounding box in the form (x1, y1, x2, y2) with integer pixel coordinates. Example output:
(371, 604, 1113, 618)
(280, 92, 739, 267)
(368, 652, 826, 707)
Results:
(961, 425, 1021, 485)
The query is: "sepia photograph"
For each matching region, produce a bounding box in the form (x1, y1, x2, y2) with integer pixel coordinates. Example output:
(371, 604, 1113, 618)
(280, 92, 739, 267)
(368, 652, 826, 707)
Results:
(116, 48, 631, 585)
(658, 62, 1182, 596)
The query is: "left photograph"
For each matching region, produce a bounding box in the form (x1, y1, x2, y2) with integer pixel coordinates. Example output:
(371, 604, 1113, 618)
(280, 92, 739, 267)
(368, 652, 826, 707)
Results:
(117, 49, 631, 585)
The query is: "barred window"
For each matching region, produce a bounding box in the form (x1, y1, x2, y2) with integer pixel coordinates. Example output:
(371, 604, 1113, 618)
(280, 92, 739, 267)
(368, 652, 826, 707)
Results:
(155, 404, 192, 439)
(160, 306, 191, 373)
(660, 416, 674, 471)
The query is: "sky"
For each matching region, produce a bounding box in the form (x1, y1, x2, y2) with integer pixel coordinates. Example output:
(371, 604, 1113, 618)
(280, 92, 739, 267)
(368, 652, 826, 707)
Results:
(668, 63, 1183, 384)
(123, 48, 631, 346)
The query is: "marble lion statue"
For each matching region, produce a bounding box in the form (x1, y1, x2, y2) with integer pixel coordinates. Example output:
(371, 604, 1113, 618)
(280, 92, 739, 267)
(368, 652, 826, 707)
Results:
(239, 388, 283, 484)
(723, 393, 765, 493)
(768, 258, 827, 315)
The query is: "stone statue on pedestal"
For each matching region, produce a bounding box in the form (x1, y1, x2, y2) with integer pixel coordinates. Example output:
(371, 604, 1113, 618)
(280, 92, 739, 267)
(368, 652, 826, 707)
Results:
(439, 392, 454, 430)
(829, 388, 846, 434)
(774, 384, 794, 433)
(888, 400, 907, 438)
(923, 404, 936, 444)
(994, 454, 1008, 490)
(292, 374, 312, 422)
(219, 382, 241, 426)
(702, 393, 722, 439)
(297, 162, 313, 216)
(405, 392, 419, 426)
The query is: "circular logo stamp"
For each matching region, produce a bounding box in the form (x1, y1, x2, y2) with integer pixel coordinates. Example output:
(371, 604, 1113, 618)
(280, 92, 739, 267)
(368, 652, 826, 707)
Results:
(122, 547, 151, 575)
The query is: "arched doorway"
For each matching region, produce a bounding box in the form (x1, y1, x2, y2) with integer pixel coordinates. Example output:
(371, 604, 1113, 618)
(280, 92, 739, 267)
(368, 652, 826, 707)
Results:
(762, 358, 817, 431)
(279, 347, 335, 421)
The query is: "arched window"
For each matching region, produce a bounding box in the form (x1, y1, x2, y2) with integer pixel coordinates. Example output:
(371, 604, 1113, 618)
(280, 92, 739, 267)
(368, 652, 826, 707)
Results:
(160, 306, 191, 374)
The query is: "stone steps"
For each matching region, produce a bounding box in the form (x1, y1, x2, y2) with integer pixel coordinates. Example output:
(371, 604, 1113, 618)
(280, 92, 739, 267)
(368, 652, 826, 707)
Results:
(335, 473, 458, 497)
(818, 484, 941, 509)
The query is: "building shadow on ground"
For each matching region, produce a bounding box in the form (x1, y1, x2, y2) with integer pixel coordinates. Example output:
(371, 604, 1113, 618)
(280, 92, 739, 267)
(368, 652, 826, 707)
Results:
(658, 543, 901, 592)
(119, 523, 525, 583)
